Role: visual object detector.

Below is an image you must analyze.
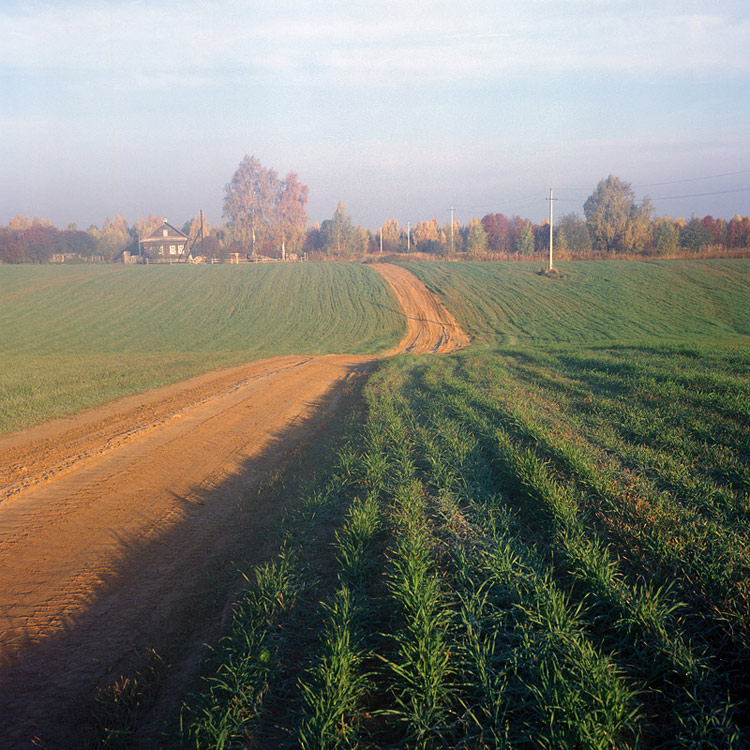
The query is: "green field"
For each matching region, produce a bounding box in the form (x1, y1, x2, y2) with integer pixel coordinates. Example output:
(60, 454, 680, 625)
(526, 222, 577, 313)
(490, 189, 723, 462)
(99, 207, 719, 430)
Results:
(178, 346, 750, 748)
(169, 260, 750, 748)
(0, 263, 405, 434)
(6, 258, 750, 746)
(401, 258, 750, 345)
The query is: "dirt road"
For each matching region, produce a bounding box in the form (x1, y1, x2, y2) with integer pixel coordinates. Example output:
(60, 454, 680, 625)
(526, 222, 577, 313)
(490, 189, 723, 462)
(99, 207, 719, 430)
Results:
(0, 264, 469, 746)
(374, 263, 470, 354)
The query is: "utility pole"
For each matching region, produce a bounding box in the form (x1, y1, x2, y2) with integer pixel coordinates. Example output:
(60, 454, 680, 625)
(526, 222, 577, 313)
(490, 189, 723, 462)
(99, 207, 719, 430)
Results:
(136, 204, 142, 261)
(450, 205, 455, 255)
(547, 189, 556, 271)
(199, 209, 204, 258)
(407, 222, 411, 253)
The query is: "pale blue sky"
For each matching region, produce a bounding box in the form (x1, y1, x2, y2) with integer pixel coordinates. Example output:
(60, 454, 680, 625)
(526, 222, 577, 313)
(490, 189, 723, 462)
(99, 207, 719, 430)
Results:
(2, 0, 749, 229)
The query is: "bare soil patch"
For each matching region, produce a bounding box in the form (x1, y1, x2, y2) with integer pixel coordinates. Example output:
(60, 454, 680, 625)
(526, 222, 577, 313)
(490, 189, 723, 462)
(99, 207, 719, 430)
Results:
(0, 264, 467, 747)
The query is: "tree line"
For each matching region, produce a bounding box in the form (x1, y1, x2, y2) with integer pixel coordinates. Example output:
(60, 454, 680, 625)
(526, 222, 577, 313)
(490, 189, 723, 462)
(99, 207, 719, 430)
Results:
(0, 214, 205, 264)
(2, 165, 749, 264)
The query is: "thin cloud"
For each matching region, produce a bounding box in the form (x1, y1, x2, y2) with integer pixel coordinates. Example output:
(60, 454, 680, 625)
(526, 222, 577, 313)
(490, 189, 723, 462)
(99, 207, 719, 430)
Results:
(2, 1, 749, 91)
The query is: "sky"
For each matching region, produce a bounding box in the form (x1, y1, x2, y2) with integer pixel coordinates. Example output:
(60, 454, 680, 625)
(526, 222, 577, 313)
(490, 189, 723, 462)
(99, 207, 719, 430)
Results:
(2, 0, 749, 230)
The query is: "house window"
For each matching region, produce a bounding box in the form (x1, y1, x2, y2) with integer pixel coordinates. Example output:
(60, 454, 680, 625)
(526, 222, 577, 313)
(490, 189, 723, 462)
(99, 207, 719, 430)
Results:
(169, 245, 176, 254)
(178, 244, 184, 251)
(163, 229, 168, 237)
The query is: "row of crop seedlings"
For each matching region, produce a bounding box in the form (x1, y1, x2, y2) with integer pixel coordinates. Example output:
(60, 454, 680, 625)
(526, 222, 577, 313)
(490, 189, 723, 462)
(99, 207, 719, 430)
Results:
(357, 360, 644, 747)
(271, 356, 642, 748)
(294, 405, 399, 748)
(180, 434, 371, 747)
(493, 346, 750, 651)
(180, 348, 746, 748)
(296, 372, 454, 747)
(522, 346, 750, 526)
(398, 354, 744, 746)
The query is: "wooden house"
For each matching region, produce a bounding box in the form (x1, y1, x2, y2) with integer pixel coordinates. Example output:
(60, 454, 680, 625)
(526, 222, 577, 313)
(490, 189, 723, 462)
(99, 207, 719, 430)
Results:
(139, 220, 189, 259)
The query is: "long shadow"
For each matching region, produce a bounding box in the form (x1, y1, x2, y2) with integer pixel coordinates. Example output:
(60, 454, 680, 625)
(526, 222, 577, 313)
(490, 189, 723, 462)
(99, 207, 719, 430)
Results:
(0, 359, 374, 749)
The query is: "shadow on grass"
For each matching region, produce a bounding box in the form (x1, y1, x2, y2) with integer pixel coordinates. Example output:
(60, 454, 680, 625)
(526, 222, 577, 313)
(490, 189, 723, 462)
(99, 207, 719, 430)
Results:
(0, 359, 373, 749)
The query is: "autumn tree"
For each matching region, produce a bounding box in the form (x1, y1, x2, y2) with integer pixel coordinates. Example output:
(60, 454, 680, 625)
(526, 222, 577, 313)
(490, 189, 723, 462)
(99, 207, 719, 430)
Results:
(20, 225, 54, 263)
(727, 215, 750, 248)
(88, 215, 133, 260)
(412, 218, 442, 253)
(223, 156, 309, 258)
(134, 215, 164, 240)
(584, 175, 653, 254)
(200, 235, 223, 259)
(0, 229, 28, 263)
(701, 216, 726, 245)
(379, 218, 404, 253)
(482, 213, 514, 254)
(7, 215, 34, 231)
(223, 155, 280, 256)
(0, 223, 95, 263)
(275, 172, 309, 258)
(58, 226, 96, 257)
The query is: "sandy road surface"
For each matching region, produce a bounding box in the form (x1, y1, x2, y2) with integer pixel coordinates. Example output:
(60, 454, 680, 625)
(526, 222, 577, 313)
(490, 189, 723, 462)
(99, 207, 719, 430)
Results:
(374, 263, 471, 354)
(0, 264, 468, 746)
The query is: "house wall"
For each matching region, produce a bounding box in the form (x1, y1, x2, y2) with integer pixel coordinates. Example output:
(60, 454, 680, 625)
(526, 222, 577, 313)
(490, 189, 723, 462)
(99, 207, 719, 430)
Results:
(140, 240, 186, 257)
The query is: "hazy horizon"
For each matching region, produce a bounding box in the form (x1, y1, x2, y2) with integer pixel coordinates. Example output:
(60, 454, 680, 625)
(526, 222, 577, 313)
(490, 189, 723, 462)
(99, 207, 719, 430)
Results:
(2, 0, 749, 231)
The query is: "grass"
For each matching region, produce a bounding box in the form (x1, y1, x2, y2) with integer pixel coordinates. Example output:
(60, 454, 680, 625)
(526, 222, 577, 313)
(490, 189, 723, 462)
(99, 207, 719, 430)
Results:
(400, 258, 750, 345)
(0, 263, 405, 433)
(167, 254, 749, 746)
(12, 257, 750, 745)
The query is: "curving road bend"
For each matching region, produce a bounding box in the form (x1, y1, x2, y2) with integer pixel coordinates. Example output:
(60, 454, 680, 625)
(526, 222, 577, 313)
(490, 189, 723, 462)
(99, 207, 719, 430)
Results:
(0, 264, 469, 746)
(374, 263, 470, 355)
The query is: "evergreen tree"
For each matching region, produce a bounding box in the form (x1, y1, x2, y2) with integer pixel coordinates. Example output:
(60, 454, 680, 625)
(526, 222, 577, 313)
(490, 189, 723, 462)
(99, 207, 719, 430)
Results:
(680, 217, 713, 250)
(655, 218, 679, 254)
(518, 223, 534, 256)
(322, 202, 364, 257)
(466, 218, 488, 257)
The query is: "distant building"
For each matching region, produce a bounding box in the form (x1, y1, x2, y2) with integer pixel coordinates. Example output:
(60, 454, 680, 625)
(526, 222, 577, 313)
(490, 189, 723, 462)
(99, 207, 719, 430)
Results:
(139, 220, 189, 260)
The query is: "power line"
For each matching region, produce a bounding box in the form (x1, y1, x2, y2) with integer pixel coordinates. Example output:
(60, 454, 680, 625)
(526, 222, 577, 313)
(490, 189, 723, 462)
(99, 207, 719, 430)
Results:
(552, 169, 750, 193)
(634, 170, 750, 188)
(438, 178, 749, 224)
(450, 190, 545, 214)
(649, 187, 750, 200)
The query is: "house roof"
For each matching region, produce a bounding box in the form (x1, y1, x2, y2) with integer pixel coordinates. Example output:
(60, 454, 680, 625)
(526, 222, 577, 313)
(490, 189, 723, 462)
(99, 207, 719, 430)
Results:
(141, 220, 189, 243)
